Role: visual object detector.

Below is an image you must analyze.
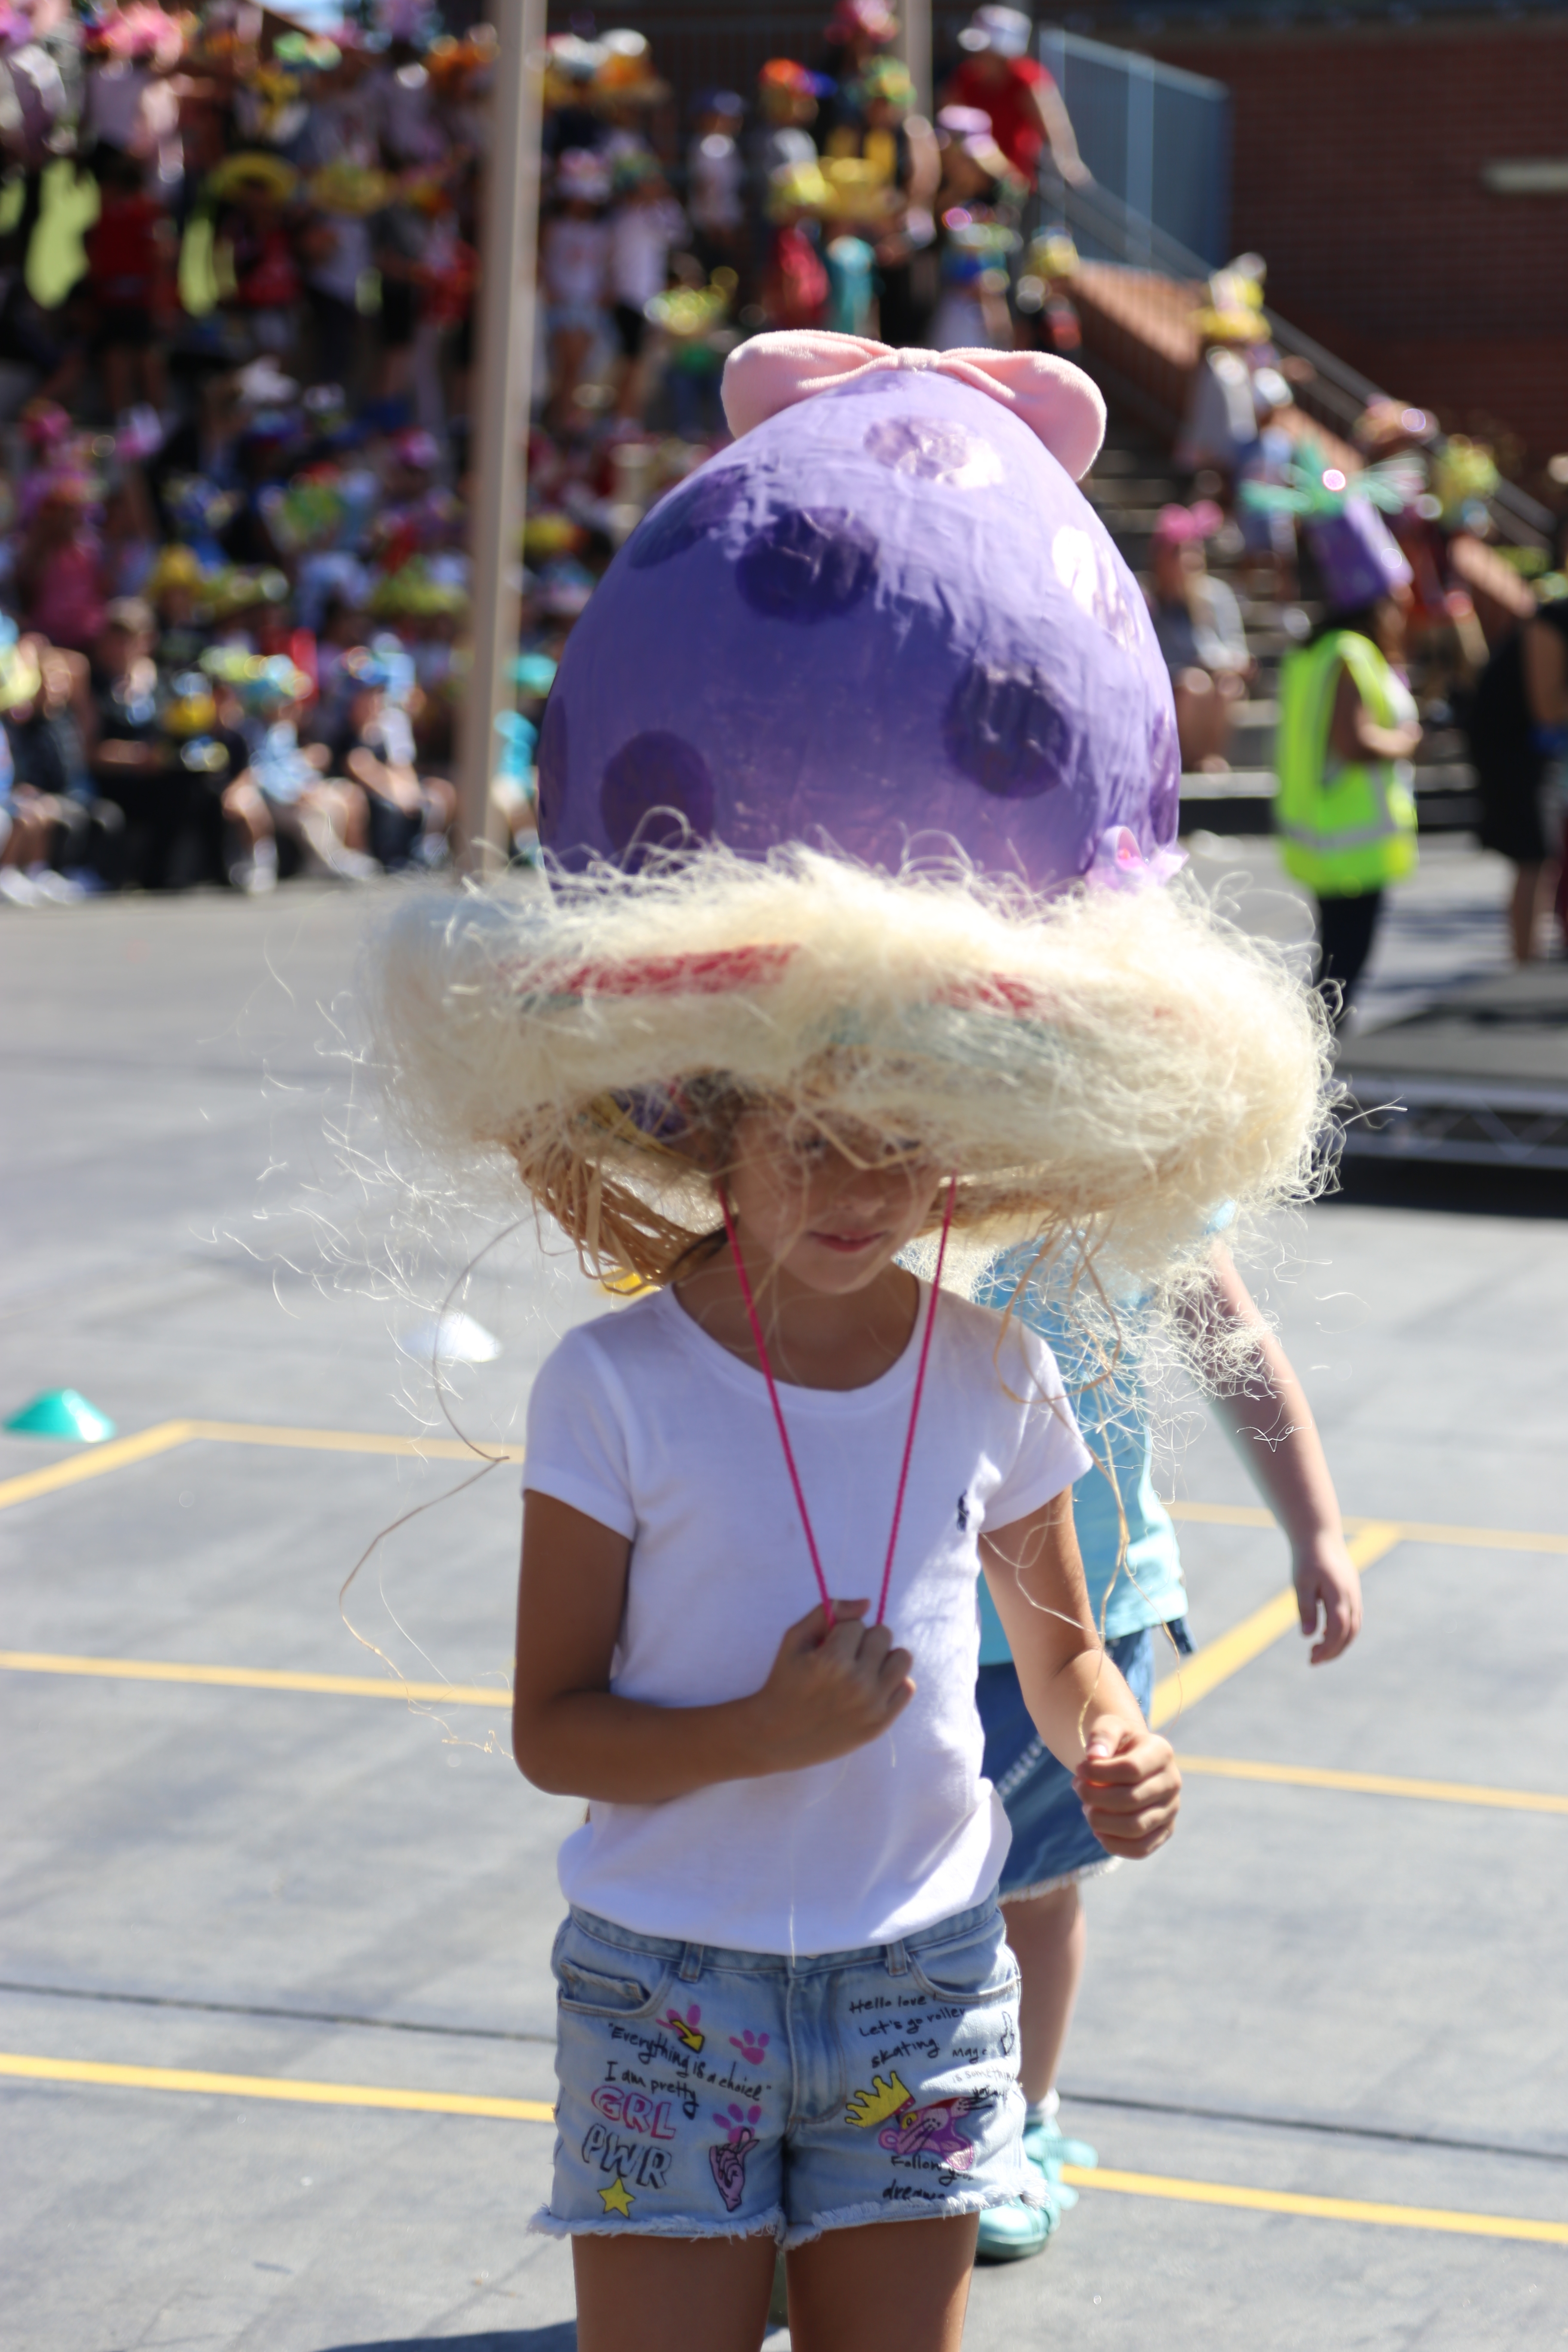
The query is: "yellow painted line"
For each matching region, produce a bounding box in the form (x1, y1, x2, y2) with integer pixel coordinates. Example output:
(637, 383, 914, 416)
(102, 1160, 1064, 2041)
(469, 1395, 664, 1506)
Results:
(0, 1652, 508, 1707)
(1061, 2164, 1568, 2245)
(1376, 1518, 1568, 1558)
(3, 2056, 1559, 2245)
(1166, 1501, 1277, 1529)
(7, 1417, 1564, 1559)
(0, 2052, 552, 2122)
(187, 1420, 526, 1463)
(0, 1420, 196, 1510)
(1178, 1755, 1568, 1816)
(1165, 1498, 1568, 1556)
(1149, 1523, 1403, 1730)
(0, 1421, 521, 1510)
(9, 1651, 1557, 1814)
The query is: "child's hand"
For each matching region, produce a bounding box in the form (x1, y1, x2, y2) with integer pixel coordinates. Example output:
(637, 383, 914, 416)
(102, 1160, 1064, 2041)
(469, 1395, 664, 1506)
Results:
(1073, 1725, 1180, 1858)
(1293, 1531, 1363, 1664)
(747, 1599, 915, 1774)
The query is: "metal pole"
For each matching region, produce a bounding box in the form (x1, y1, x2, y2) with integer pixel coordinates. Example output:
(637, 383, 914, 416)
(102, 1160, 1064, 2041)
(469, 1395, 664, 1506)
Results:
(900, 0, 932, 118)
(457, 0, 545, 867)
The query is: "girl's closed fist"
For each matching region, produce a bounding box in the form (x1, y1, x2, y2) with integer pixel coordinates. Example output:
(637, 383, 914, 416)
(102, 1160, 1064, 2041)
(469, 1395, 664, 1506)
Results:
(748, 1599, 915, 1773)
(1073, 1726, 1181, 1858)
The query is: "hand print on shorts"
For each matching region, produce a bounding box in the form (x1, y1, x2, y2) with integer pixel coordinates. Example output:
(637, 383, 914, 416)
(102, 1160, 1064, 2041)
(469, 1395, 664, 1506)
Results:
(729, 2028, 770, 2067)
(708, 2104, 762, 2213)
(662, 2003, 704, 2052)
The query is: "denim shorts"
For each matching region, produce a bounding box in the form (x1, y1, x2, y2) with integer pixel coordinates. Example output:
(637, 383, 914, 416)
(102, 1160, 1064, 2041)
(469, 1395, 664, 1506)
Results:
(534, 1895, 1040, 2246)
(977, 1620, 1193, 1901)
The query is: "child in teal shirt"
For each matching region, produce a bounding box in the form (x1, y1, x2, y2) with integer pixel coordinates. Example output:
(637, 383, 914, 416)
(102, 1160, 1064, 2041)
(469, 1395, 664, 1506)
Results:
(974, 1243, 1363, 2262)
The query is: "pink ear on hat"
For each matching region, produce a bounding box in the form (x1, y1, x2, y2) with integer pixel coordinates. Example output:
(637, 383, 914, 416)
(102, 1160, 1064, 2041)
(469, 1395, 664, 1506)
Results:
(722, 331, 1107, 481)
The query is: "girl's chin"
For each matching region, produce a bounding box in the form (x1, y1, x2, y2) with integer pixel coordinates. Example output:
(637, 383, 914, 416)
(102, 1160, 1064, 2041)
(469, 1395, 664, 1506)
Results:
(786, 1239, 903, 1291)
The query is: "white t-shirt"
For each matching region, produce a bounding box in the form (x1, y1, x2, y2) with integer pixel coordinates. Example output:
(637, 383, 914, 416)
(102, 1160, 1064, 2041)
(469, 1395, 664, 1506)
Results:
(542, 217, 610, 308)
(523, 1282, 1092, 1955)
(608, 196, 686, 309)
(686, 131, 744, 231)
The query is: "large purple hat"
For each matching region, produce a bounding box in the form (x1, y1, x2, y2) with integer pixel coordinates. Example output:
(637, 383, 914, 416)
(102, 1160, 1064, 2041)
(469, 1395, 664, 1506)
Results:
(537, 336, 1181, 893)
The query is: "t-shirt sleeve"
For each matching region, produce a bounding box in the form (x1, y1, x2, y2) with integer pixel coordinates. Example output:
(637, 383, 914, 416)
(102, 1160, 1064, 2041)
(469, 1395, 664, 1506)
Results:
(522, 1326, 638, 1540)
(985, 1323, 1095, 1531)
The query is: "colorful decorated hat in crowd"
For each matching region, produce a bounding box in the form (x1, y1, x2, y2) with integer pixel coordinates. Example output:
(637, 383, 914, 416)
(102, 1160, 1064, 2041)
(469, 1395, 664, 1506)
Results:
(208, 153, 300, 205)
(86, 4, 183, 67)
(826, 0, 900, 46)
(424, 24, 497, 93)
(1240, 438, 1417, 615)
(1431, 435, 1500, 531)
(201, 647, 309, 710)
(593, 28, 670, 104)
(371, 332, 1328, 1293)
(1151, 499, 1224, 548)
(0, 618, 42, 714)
(958, 5, 1033, 57)
(857, 56, 917, 109)
(308, 159, 397, 217)
(146, 543, 208, 599)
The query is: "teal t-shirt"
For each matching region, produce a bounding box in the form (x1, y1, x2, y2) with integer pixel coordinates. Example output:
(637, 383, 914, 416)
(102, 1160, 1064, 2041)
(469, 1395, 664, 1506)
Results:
(974, 1262, 1188, 1663)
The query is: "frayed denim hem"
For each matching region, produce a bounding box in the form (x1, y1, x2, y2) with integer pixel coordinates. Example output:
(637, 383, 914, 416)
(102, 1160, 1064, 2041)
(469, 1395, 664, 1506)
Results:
(530, 2202, 785, 2244)
(781, 2180, 1046, 2251)
(1001, 1853, 1121, 1905)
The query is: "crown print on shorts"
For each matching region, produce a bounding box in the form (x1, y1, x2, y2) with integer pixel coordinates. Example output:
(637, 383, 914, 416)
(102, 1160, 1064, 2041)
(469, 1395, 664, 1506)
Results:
(845, 2072, 916, 2130)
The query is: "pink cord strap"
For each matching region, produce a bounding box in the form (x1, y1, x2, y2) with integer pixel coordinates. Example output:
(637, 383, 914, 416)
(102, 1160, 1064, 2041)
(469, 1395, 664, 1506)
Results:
(718, 1178, 959, 1631)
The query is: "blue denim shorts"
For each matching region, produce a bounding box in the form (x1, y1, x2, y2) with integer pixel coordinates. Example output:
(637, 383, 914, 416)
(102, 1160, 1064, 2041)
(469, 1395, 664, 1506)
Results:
(534, 1895, 1040, 2246)
(977, 1619, 1193, 1901)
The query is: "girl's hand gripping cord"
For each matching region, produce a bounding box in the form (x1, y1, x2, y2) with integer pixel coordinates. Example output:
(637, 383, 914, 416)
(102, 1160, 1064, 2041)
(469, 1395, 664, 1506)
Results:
(511, 1498, 914, 1805)
(749, 1597, 916, 1772)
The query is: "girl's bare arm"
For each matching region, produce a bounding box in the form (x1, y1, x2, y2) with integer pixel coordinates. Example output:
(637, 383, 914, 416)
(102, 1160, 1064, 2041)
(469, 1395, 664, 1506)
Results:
(1328, 662, 1421, 764)
(1190, 1248, 1362, 1663)
(982, 1491, 1179, 1857)
(511, 1491, 915, 1803)
(1522, 615, 1568, 729)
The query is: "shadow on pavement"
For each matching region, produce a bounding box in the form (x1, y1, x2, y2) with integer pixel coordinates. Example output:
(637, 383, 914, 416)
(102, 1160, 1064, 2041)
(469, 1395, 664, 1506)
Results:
(321, 2332, 577, 2352)
(320, 2323, 791, 2350)
(1326, 1157, 1568, 1219)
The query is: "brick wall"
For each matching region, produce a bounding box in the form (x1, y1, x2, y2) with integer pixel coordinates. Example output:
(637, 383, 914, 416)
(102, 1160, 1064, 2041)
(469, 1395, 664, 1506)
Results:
(1138, 15, 1568, 469)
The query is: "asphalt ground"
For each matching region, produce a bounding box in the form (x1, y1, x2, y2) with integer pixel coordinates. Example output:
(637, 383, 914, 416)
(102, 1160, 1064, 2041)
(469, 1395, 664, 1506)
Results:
(2, 872, 1566, 2352)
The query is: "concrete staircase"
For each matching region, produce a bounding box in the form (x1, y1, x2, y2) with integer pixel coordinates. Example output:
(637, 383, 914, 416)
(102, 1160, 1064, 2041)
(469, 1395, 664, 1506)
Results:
(1082, 410, 1481, 839)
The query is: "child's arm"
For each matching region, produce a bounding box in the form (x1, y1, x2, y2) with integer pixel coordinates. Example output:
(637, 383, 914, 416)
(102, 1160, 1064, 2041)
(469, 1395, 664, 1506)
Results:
(511, 1491, 916, 1802)
(982, 1491, 1180, 1859)
(1192, 1248, 1363, 1664)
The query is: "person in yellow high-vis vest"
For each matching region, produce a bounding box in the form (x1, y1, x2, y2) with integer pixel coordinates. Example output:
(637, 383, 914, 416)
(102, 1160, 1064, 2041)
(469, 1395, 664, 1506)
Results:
(1275, 493, 1421, 1030)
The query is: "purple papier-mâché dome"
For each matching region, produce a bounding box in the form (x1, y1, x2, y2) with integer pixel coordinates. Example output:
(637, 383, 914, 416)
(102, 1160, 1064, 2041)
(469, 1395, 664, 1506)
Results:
(538, 366, 1180, 893)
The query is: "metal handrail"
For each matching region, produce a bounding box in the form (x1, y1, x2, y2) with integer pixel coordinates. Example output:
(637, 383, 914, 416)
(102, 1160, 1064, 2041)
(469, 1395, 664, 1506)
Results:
(1038, 166, 1555, 551)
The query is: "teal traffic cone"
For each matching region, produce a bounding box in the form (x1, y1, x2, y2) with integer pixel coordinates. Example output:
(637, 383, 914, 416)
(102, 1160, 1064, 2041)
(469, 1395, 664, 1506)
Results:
(4, 1390, 116, 1442)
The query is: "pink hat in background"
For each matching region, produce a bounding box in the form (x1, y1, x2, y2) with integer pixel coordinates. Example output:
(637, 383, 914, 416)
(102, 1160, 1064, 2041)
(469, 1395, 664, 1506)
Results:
(1151, 500, 1224, 547)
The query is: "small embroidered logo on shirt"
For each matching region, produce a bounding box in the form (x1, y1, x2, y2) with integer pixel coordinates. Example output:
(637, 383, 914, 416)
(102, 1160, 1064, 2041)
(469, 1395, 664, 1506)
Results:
(956, 1493, 970, 1532)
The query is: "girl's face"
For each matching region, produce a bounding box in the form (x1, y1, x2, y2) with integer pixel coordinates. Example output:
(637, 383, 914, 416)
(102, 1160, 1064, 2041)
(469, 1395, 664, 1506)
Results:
(725, 1110, 944, 1296)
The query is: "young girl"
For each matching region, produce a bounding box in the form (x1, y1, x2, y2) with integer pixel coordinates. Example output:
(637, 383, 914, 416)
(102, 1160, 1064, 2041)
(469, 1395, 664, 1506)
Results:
(514, 1087, 1174, 2349)
(372, 331, 1329, 2350)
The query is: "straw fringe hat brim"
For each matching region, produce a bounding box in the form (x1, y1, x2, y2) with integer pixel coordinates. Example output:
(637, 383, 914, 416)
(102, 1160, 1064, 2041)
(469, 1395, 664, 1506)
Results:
(369, 848, 1332, 1282)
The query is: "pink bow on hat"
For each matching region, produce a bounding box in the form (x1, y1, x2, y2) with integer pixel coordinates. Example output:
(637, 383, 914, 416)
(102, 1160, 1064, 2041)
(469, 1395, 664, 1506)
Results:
(722, 332, 1107, 482)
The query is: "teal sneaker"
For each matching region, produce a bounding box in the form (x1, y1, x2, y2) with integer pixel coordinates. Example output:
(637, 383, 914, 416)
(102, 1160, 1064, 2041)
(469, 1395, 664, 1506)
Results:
(1023, 2116, 1097, 2211)
(974, 2186, 1061, 2264)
